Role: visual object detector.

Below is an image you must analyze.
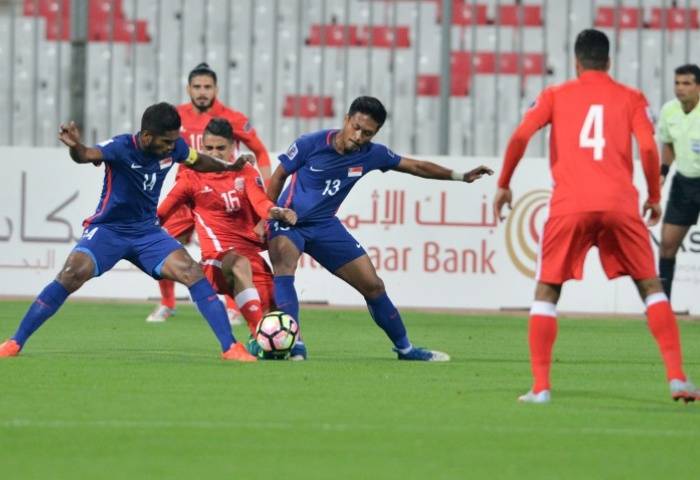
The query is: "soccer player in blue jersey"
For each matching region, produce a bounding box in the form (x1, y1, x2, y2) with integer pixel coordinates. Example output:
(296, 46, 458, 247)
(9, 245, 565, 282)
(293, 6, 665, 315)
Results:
(0, 102, 258, 361)
(266, 96, 493, 361)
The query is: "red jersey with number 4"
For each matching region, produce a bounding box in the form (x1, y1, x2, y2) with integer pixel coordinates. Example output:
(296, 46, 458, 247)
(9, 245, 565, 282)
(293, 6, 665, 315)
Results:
(498, 70, 660, 218)
(157, 164, 273, 257)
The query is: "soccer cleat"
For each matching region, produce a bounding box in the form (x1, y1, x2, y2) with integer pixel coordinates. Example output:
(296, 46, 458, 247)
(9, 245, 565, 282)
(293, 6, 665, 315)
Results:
(289, 341, 307, 361)
(0, 339, 21, 357)
(222, 342, 258, 362)
(518, 389, 551, 404)
(227, 308, 244, 326)
(670, 379, 700, 403)
(146, 305, 176, 323)
(394, 346, 450, 362)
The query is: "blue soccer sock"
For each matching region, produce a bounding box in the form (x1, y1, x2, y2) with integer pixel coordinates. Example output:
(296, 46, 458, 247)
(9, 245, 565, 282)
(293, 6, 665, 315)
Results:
(274, 275, 300, 324)
(365, 292, 411, 351)
(189, 278, 236, 352)
(13, 280, 70, 346)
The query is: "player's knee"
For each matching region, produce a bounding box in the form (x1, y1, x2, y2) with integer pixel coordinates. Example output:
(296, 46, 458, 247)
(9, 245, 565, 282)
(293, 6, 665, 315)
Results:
(177, 258, 205, 286)
(56, 262, 93, 291)
(363, 277, 386, 298)
(636, 277, 664, 298)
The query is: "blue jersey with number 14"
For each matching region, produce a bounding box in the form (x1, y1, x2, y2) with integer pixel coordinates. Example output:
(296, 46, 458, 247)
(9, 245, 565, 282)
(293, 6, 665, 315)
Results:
(85, 133, 190, 233)
(277, 129, 401, 224)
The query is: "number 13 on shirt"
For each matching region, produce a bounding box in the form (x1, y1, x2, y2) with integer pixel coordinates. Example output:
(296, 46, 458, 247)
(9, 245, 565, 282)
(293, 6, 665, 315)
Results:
(579, 104, 605, 161)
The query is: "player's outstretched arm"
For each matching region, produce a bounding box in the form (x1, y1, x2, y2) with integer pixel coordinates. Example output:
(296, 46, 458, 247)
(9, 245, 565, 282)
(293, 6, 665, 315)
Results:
(392, 157, 493, 183)
(186, 151, 250, 173)
(58, 121, 104, 165)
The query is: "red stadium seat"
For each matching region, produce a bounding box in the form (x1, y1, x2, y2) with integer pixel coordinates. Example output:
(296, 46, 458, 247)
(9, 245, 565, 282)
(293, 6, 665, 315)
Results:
(649, 7, 700, 30)
(416, 74, 471, 96)
(595, 6, 642, 29)
(497, 5, 543, 27)
(283, 95, 335, 118)
(437, 1, 489, 26)
(451, 52, 544, 76)
(307, 24, 410, 48)
(23, 0, 150, 42)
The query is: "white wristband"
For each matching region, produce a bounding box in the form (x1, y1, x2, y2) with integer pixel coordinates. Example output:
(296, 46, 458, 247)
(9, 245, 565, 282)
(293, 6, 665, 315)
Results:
(450, 170, 464, 181)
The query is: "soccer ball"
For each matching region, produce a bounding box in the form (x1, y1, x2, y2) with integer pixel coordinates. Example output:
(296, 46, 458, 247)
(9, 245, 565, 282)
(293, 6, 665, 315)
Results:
(255, 311, 299, 357)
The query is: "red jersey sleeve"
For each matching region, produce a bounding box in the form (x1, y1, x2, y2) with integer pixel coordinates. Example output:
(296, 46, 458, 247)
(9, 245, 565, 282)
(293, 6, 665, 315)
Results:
(242, 165, 274, 219)
(498, 87, 554, 188)
(157, 173, 194, 222)
(630, 91, 661, 204)
(227, 111, 271, 171)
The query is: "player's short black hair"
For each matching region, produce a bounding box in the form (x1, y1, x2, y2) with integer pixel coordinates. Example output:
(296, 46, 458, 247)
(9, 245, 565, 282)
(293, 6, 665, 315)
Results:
(141, 102, 181, 134)
(204, 118, 234, 141)
(675, 64, 700, 84)
(574, 29, 609, 71)
(188, 62, 217, 85)
(347, 96, 387, 128)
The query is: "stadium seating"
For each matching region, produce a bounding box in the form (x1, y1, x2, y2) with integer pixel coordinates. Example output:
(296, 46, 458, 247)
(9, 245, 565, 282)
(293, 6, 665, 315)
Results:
(3, 0, 700, 157)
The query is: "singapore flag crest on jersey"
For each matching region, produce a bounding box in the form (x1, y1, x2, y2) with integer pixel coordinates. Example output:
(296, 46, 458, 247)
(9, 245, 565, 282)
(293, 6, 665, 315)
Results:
(347, 166, 363, 177)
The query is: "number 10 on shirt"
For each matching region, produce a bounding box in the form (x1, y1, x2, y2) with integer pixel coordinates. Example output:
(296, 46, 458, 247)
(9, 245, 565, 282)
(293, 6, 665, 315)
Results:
(579, 104, 605, 161)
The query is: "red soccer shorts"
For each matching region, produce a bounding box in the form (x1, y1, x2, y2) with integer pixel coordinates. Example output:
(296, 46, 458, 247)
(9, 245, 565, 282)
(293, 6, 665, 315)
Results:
(161, 205, 195, 241)
(201, 248, 274, 313)
(536, 211, 657, 284)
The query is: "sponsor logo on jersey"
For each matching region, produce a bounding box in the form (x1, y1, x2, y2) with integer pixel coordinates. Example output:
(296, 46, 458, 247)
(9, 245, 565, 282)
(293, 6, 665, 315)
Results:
(159, 157, 173, 169)
(200, 185, 213, 193)
(234, 178, 245, 191)
(286, 142, 299, 160)
(130, 163, 143, 169)
(348, 166, 363, 177)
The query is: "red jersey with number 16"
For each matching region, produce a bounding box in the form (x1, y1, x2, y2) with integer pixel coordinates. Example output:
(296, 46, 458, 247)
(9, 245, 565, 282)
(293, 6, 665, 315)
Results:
(498, 70, 660, 218)
(157, 164, 273, 258)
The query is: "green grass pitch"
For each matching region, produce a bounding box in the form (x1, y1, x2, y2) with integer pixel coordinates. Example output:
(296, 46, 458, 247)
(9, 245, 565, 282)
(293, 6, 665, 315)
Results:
(1, 300, 699, 479)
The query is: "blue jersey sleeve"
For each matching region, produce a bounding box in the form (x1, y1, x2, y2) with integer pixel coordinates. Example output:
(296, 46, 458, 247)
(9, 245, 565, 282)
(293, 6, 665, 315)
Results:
(95, 137, 123, 163)
(172, 137, 190, 163)
(370, 143, 402, 172)
(278, 135, 313, 174)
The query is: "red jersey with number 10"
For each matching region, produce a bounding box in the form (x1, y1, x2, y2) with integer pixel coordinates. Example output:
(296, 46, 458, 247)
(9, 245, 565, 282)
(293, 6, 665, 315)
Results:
(498, 70, 660, 218)
(157, 164, 273, 257)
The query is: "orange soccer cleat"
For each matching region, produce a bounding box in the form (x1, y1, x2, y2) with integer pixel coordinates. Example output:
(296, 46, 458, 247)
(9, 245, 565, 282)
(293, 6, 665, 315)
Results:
(0, 339, 21, 357)
(221, 342, 257, 362)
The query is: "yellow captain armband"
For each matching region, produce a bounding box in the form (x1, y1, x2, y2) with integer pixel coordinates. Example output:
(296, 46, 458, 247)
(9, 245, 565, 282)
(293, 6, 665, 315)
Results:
(184, 147, 198, 166)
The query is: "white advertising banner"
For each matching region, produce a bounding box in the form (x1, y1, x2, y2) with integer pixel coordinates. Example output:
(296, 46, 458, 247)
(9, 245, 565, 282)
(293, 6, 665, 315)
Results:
(1, 146, 698, 314)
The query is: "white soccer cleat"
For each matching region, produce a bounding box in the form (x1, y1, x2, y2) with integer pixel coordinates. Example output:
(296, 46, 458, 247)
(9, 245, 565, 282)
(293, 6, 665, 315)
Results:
(146, 305, 176, 323)
(227, 308, 244, 326)
(518, 389, 551, 404)
(670, 378, 700, 403)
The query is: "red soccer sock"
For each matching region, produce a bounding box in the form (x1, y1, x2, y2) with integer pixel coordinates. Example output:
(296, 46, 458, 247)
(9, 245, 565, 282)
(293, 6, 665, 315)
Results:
(528, 302, 558, 393)
(235, 288, 263, 335)
(159, 279, 176, 309)
(646, 294, 685, 381)
(225, 295, 238, 312)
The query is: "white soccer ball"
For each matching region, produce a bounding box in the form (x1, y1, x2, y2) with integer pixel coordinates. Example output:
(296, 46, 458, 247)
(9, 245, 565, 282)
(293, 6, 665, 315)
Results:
(255, 311, 299, 357)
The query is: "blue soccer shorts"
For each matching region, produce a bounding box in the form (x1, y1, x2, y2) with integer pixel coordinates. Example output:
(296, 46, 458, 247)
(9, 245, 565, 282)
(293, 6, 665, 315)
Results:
(72, 224, 183, 279)
(267, 217, 367, 272)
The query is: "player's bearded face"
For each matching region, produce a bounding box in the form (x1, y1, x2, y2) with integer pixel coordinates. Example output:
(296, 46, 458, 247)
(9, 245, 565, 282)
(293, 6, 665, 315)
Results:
(142, 130, 179, 156)
(187, 75, 218, 112)
(202, 134, 234, 161)
(338, 113, 379, 152)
